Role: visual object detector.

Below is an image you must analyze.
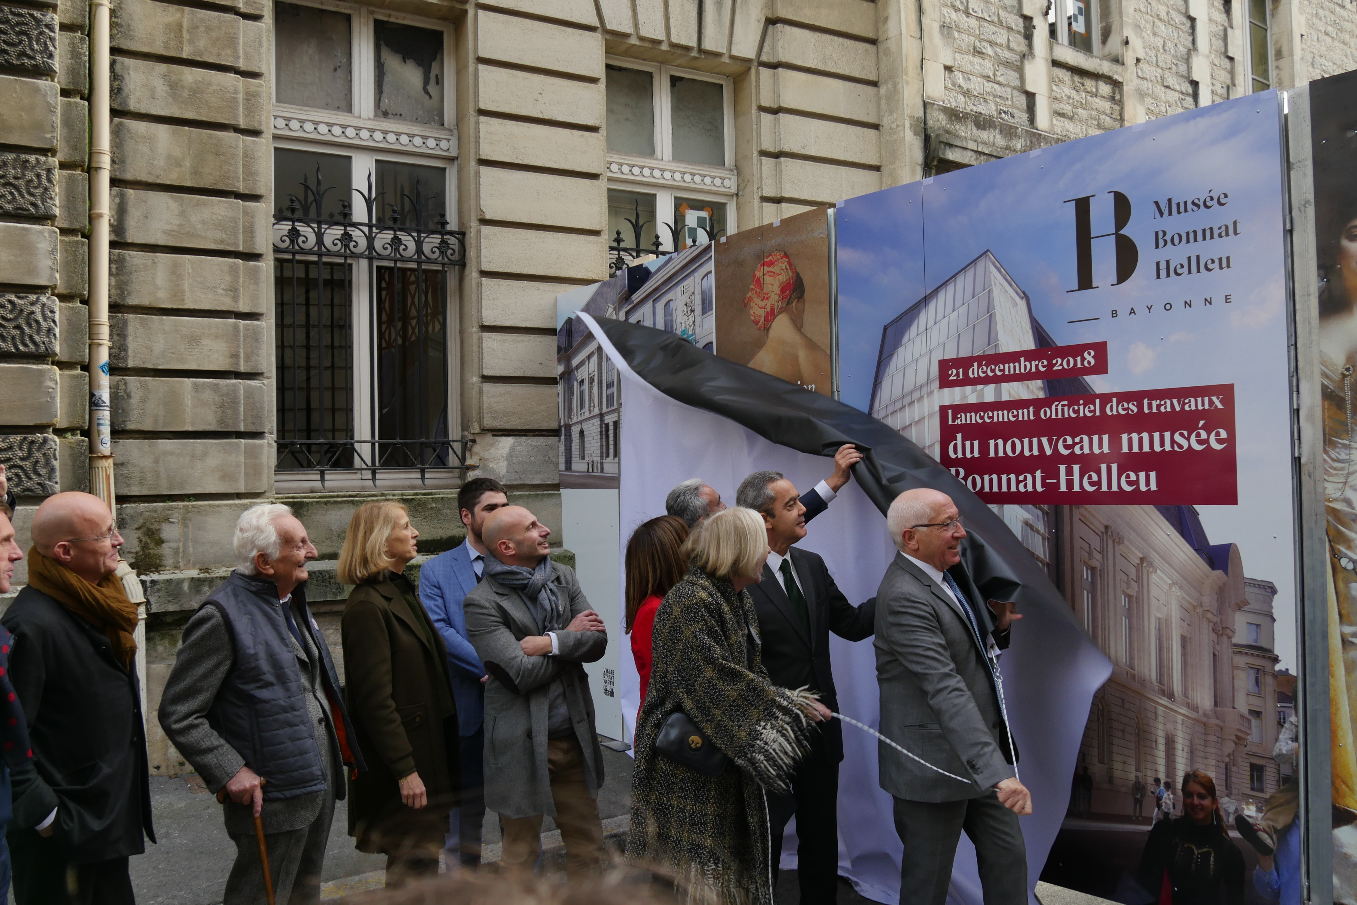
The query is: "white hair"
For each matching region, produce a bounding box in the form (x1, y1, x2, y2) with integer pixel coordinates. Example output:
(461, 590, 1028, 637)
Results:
(234, 503, 294, 574)
(885, 491, 937, 550)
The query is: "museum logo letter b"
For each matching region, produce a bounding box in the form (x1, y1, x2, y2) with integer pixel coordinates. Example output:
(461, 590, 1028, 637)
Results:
(1065, 190, 1138, 292)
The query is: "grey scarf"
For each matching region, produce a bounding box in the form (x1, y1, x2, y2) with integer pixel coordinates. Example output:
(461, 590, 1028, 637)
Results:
(482, 555, 566, 632)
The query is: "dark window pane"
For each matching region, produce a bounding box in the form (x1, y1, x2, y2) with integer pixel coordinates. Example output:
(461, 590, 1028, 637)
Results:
(670, 75, 725, 165)
(608, 188, 660, 250)
(275, 2, 352, 112)
(274, 148, 351, 218)
(376, 266, 448, 462)
(275, 260, 354, 467)
(375, 19, 444, 125)
(606, 65, 656, 157)
(1250, 23, 1270, 87)
(374, 161, 446, 229)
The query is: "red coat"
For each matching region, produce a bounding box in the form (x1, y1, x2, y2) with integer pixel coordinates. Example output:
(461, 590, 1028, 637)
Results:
(630, 595, 662, 710)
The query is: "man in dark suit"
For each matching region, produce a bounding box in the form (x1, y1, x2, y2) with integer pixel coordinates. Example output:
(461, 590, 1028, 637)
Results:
(665, 444, 864, 528)
(735, 469, 875, 904)
(3, 492, 154, 905)
(159, 503, 362, 905)
(418, 477, 509, 866)
(875, 488, 1029, 905)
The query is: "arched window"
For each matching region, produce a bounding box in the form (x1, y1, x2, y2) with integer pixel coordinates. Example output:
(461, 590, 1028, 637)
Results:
(700, 272, 713, 315)
(663, 299, 675, 333)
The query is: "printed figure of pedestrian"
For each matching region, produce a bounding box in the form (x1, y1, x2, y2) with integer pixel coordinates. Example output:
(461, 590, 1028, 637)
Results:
(1132, 775, 1147, 820)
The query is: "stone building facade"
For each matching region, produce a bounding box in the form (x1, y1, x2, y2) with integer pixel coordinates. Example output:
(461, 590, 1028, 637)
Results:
(1233, 576, 1284, 810)
(0, 0, 1353, 776)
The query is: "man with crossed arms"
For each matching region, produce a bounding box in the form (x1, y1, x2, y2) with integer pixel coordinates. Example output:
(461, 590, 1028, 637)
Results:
(875, 488, 1030, 905)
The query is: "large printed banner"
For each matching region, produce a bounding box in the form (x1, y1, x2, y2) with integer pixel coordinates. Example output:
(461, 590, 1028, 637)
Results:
(834, 90, 1296, 903)
(558, 88, 1305, 904)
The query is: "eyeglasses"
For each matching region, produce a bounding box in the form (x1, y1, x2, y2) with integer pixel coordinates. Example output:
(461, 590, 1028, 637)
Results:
(910, 517, 963, 532)
(65, 524, 120, 544)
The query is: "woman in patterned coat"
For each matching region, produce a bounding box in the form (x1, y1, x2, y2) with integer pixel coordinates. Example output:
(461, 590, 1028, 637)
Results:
(627, 507, 830, 905)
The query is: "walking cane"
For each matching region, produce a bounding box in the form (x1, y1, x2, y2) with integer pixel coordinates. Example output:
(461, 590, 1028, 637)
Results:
(218, 780, 277, 905)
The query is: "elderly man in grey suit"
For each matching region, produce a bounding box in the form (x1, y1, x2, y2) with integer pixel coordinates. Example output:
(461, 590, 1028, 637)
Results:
(159, 504, 362, 905)
(464, 505, 607, 876)
(875, 488, 1031, 905)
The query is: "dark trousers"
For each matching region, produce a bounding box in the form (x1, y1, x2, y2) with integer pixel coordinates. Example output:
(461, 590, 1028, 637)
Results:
(767, 735, 839, 904)
(8, 830, 135, 905)
(891, 793, 1026, 905)
(446, 727, 486, 867)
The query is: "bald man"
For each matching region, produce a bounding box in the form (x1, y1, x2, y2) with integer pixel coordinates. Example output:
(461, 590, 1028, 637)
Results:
(875, 489, 1027, 905)
(463, 506, 607, 876)
(3, 492, 154, 905)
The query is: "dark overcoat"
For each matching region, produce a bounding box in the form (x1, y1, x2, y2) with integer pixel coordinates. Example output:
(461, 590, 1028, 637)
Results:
(341, 574, 457, 853)
(2, 586, 155, 863)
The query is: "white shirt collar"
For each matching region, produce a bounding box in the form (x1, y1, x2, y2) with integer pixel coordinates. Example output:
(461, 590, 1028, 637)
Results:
(766, 548, 788, 574)
(900, 551, 951, 595)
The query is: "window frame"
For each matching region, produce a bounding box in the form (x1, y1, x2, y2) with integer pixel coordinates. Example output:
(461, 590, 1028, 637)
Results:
(270, 0, 461, 491)
(272, 0, 456, 129)
(604, 57, 735, 169)
(1245, 0, 1273, 93)
(605, 57, 737, 266)
(1047, 0, 1117, 58)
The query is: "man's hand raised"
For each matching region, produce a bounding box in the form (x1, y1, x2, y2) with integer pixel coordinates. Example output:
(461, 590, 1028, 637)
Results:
(995, 777, 1032, 815)
(825, 444, 864, 492)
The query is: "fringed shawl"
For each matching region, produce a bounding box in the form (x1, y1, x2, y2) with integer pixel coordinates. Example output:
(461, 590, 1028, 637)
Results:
(627, 567, 818, 905)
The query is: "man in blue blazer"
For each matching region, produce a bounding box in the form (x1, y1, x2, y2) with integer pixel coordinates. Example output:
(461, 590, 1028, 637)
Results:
(418, 477, 509, 867)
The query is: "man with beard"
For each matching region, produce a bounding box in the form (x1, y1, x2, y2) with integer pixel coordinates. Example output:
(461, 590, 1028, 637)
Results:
(464, 506, 607, 875)
(418, 477, 510, 867)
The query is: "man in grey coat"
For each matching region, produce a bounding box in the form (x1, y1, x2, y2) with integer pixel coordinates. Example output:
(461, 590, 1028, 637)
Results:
(875, 488, 1030, 905)
(159, 504, 362, 905)
(464, 505, 607, 876)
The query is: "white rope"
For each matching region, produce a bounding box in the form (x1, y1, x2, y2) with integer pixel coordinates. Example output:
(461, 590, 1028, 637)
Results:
(831, 712, 970, 784)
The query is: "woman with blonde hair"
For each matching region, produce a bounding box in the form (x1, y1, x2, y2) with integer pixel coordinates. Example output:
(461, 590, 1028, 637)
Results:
(339, 501, 457, 886)
(627, 507, 830, 905)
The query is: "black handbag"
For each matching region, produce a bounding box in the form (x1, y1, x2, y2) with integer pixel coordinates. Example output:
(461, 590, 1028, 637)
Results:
(654, 710, 730, 776)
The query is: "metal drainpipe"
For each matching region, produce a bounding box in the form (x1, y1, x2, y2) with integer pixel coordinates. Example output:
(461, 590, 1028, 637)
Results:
(88, 0, 148, 712)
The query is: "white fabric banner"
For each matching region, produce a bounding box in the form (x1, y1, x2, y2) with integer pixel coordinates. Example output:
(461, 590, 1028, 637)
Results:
(583, 314, 1109, 905)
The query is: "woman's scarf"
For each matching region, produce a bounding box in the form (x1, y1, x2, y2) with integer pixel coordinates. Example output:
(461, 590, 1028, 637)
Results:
(482, 555, 566, 631)
(25, 546, 138, 668)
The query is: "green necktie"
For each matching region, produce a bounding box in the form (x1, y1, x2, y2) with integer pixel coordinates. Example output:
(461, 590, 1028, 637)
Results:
(779, 558, 811, 635)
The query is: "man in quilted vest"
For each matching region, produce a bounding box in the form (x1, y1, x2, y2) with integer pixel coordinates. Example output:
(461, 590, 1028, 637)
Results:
(159, 504, 362, 905)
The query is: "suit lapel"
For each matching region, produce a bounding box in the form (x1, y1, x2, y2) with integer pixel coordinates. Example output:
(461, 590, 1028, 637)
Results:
(453, 542, 479, 597)
(377, 579, 442, 660)
(895, 556, 985, 655)
(754, 563, 812, 650)
(490, 580, 546, 637)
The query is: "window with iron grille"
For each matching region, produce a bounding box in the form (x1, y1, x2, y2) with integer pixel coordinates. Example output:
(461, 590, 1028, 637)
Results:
(271, 1, 465, 487)
(605, 59, 735, 274)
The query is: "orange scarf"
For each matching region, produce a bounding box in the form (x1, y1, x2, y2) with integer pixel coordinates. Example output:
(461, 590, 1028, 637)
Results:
(25, 547, 138, 668)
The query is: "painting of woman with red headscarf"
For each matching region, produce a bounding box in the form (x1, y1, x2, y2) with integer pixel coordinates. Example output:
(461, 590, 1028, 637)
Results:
(740, 250, 831, 390)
